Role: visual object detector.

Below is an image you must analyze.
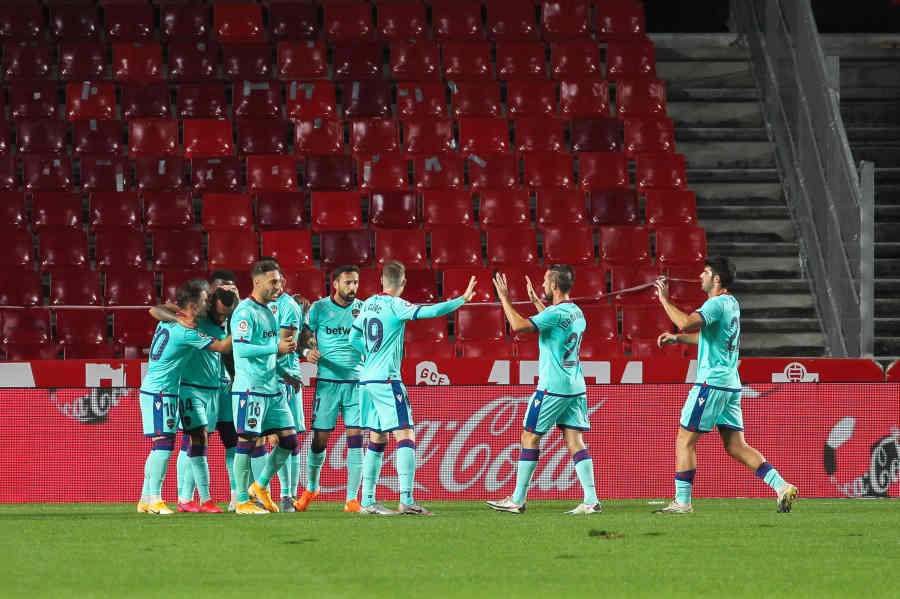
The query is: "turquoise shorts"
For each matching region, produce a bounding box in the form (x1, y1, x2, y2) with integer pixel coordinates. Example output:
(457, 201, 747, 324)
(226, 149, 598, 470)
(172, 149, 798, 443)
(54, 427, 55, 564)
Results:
(359, 380, 414, 433)
(232, 390, 296, 437)
(140, 390, 179, 437)
(312, 379, 361, 431)
(522, 390, 590, 435)
(177, 383, 218, 432)
(679, 383, 744, 433)
(281, 381, 306, 433)
(216, 380, 232, 425)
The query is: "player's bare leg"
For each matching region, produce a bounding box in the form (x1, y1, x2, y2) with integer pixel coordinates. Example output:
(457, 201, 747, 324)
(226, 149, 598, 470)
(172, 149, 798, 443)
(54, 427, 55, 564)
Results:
(487, 430, 541, 514)
(654, 427, 701, 514)
(719, 428, 798, 512)
(359, 430, 395, 515)
(562, 428, 601, 514)
(394, 427, 431, 515)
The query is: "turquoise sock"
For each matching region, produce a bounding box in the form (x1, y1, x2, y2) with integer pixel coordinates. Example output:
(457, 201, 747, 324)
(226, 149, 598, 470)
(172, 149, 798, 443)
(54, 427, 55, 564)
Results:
(756, 462, 786, 492)
(277, 462, 290, 498)
(259, 446, 292, 487)
(361, 441, 386, 507)
(396, 441, 416, 505)
(176, 445, 194, 502)
(572, 450, 598, 504)
(188, 446, 211, 502)
(307, 448, 326, 493)
(287, 452, 301, 498)
(224, 447, 237, 492)
(346, 435, 364, 502)
(234, 441, 254, 502)
(144, 447, 173, 497)
(675, 469, 695, 504)
(250, 445, 267, 485)
(512, 448, 539, 504)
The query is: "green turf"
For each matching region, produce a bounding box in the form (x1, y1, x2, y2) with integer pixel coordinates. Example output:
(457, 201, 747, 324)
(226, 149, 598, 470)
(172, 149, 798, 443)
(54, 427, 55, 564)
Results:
(1, 499, 898, 598)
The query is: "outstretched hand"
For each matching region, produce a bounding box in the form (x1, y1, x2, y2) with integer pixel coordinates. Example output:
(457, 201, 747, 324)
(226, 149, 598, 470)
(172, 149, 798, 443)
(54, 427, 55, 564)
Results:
(462, 276, 478, 302)
(525, 276, 542, 304)
(657, 332, 678, 347)
(654, 278, 670, 303)
(492, 272, 510, 301)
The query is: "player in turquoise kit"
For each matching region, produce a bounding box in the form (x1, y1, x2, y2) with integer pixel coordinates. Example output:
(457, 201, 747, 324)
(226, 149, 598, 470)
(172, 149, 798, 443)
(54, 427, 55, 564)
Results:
(486, 266, 601, 515)
(295, 265, 366, 513)
(230, 260, 299, 515)
(349, 261, 478, 515)
(654, 256, 798, 514)
(137, 280, 232, 515)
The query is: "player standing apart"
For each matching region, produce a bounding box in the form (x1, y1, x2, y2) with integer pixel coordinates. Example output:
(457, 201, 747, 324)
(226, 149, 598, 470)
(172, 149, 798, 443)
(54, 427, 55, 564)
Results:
(295, 265, 366, 513)
(349, 261, 477, 515)
(487, 266, 601, 515)
(653, 256, 798, 514)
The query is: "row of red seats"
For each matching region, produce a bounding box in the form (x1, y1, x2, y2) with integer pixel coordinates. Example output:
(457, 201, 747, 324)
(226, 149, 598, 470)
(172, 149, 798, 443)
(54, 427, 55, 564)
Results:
(0, 2, 645, 45)
(3, 188, 696, 232)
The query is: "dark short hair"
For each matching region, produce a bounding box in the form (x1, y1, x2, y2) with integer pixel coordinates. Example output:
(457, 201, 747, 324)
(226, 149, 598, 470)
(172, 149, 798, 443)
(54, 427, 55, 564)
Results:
(332, 265, 360, 282)
(548, 264, 574, 294)
(251, 259, 280, 279)
(209, 269, 236, 284)
(176, 278, 210, 309)
(705, 256, 736, 288)
(258, 256, 283, 274)
(382, 261, 405, 288)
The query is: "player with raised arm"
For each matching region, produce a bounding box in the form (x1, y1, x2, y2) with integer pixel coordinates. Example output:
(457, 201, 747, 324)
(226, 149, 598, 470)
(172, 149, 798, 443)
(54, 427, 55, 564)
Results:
(486, 266, 601, 515)
(230, 260, 300, 515)
(137, 279, 232, 515)
(348, 261, 477, 515)
(653, 256, 798, 514)
(294, 265, 366, 513)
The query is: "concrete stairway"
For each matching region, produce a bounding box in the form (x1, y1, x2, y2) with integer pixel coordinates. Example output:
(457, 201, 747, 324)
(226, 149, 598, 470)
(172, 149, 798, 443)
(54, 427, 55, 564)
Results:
(650, 34, 825, 356)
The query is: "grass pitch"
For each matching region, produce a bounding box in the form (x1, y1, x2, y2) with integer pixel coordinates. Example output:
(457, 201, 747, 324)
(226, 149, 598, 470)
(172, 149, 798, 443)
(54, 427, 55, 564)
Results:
(2, 499, 897, 598)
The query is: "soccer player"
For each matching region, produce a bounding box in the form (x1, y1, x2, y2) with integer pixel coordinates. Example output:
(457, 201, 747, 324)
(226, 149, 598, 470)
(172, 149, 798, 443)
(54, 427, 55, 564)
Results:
(486, 266, 601, 515)
(137, 279, 232, 515)
(349, 261, 477, 515)
(294, 265, 365, 513)
(230, 260, 300, 515)
(653, 256, 798, 514)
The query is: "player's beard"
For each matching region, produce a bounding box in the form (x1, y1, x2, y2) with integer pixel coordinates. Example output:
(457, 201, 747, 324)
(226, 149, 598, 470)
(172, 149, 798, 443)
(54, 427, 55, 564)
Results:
(339, 290, 356, 303)
(542, 292, 553, 304)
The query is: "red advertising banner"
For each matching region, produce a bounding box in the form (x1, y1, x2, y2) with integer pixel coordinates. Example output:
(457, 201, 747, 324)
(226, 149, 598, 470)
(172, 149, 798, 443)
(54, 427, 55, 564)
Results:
(5, 383, 898, 503)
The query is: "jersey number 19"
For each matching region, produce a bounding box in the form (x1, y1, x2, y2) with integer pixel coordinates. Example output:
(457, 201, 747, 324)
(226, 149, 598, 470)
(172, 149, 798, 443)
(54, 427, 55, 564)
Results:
(363, 318, 383, 353)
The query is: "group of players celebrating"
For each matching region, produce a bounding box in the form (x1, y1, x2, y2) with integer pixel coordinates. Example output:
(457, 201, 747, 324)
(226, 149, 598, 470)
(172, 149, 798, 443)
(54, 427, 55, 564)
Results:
(136, 255, 798, 516)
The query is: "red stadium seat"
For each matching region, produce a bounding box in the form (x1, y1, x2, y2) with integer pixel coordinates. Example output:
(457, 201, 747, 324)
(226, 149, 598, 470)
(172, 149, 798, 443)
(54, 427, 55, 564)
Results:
(66, 82, 116, 120)
(4, 344, 61, 361)
(295, 119, 345, 155)
(457, 339, 514, 359)
(352, 266, 382, 300)
(104, 269, 157, 307)
(121, 83, 171, 120)
(0, 5, 43, 41)
(542, 0, 591, 39)
(535, 189, 588, 230)
(112, 42, 163, 84)
(95, 230, 146, 270)
(3, 42, 52, 80)
(143, 191, 194, 231)
(622, 305, 673, 341)
(324, 3, 374, 43)
(467, 153, 519, 191)
(442, 267, 493, 302)
(422, 190, 475, 230)
(405, 316, 448, 344)
(269, 3, 318, 40)
(513, 117, 566, 153)
(479, 189, 531, 230)
(1, 307, 52, 347)
(255, 192, 306, 230)
(104, 4, 153, 43)
(401, 269, 439, 303)
(39, 229, 89, 270)
(160, 3, 210, 41)
(543, 225, 595, 265)
(333, 43, 384, 81)
(58, 42, 105, 81)
(378, 1, 427, 41)
(9, 81, 58, 120)
(624, 118, 676, 157)
(0, 269, 43, 307)
(432, 1, 482, 42)
(506, 80, 557, 118)
(455, 305, 506, 342)
(343, 81, 392, 119)
(112, 308, 155, 357)
(16, 119, 65, 155)
(575, 265, 609, 298)
(310, 191, 363, 232)
(488, 228, 538, 267)
(450, 81, 503, 118)
(72, 120, 123, 156)
(350, 119, 400, 155)
(23, 155, 74, 192)
(630, 337, 685, 358)
(404, 340, 454, 360)
(233, 81, 282, 119)
(319, 230, 372, 269)
(277, 41, 329, 80)
(287, 81, 337, 120)
(610, 264, 659, 304)
(208, 231, 258, 270)
(237, 119, 289, 155)
(135, 157, 186, 192)
(80, 157, 133, 193)
(578, 152, 629, 191)
(580, 338, 624, 359)
(581, 304, 619, 342)
(615, 78, 667, 119)
(129, 119, 179, 157)
(599, 226, 651, 266)
(159, 270, 207, 305)
(403, 118, 456, 155)
(221, 43, 272, 80)
(442, 42, 493, 80)
(0, 155, 18, 190)
(550, 41, 602, 79)
(305, 155, 355, 191)
(635, 153, 688, 191)
(645, 190, 697, 227)
(49, 271, 102, 306)
(496, 42, 547, 80)
(375, 229, 428, 268)
(167, 41, 218, 82)
(49, 5, 99, 41)
(559, 78, 610, 117)
(413, 153, 466, 190)
(524, 152, 574, 190)
(397, 81, 447, 119)
(214, 3, 264, 43)
(656, 226, 707, 267)
(0, 193, 28, 230)
(284, 269, 324, 302)
(498, 264, 545, 303)
(183, 119, 234, 158)
(202, 193, 253, 231)
(606, 39, 656, 80)
(247, 155, 298, 192)
(0, 228, 34, 268)
(369, 191, 419, 229)
(389, 40, 441, 81)
(571, 117, 622, 153)
(666, 265, 707, 310)
(515, 337, 540, 359)
(459, 118, 510, 155)
(357, 153, 409, 191)
(152, 231, 204, 270)
(260, 230, 314, 269)
(430, 227, 482, 268)
(487, 1, 538, 40)
(190, 158, 243, 194)
(177, 84, 227, 119)
(32, 192, 82, 230)
(0, 120, 10, 156)
(595, 0, 646, 40)
(588, 189, 641, 226)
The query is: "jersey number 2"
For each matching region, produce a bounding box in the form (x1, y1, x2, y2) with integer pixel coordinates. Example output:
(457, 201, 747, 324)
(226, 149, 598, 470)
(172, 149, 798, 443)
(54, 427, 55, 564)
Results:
(562, 332, 583, 367)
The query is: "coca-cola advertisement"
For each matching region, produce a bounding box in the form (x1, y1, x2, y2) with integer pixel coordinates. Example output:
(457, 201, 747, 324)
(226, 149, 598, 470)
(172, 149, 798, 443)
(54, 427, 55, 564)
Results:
(5, 383, 898, 503)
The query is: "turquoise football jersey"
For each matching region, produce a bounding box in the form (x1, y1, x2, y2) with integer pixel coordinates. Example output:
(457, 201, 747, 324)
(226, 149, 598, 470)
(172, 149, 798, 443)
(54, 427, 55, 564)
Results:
(695, 293, 741, 388)
(141, 321, 215, 394)
(230, 297, 280, 395)
(529, 302, 587, 396)
(181, 317, 227, 388)
(306, 296, 364, 381)
(350, 294, 464, 381)
(270, 292, 303, 383)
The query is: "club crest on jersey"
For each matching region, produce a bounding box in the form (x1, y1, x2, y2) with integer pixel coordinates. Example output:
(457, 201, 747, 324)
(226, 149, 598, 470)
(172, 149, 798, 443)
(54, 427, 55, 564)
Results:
(198, 330, 209, 339)
(248, 418, 257, 428)
(352, 309, 360, 318)
(237, 320, 249, 334)
(270, 304, 278, 315)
